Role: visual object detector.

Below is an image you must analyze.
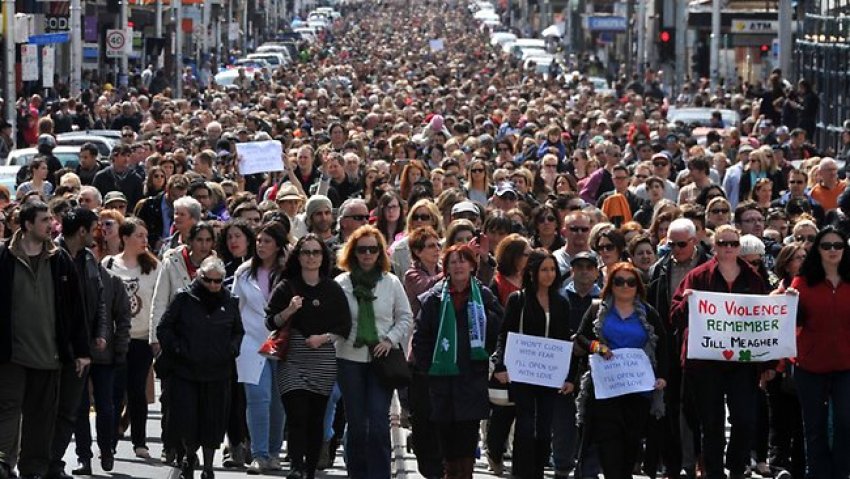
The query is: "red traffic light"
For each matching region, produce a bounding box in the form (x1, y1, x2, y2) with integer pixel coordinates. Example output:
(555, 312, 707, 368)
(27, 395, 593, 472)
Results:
(660, 31, 671, 42)
(760, 44, 770, 52)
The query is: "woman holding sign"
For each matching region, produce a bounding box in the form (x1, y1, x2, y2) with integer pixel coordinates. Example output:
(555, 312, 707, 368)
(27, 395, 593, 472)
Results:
(413, 244, 503, 479)
(670, 224, 771, 479)
(790, 226, 850, 479)
(573, 262, 668, 479)
(492, 249, 575, 479)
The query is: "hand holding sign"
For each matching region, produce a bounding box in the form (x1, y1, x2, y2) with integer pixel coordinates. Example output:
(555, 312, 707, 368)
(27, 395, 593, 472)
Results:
(236, 140, 284, 175)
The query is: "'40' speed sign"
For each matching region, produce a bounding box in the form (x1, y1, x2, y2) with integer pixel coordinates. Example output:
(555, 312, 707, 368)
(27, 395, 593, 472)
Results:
(106, 29, 127, 56)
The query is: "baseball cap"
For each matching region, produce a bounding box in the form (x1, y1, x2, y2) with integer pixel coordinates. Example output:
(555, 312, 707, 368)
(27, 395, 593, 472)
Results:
(451, 201, 479, 217)
(103, 191, 128, 207)
(570, 250, 599, 266)
(493, 181, 518, 198)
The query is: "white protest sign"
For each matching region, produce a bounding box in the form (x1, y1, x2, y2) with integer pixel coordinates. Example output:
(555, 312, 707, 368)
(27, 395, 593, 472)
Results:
(590, 348, 656, 399)
(504, 332, 573, 389)
(42, 46, 55, 88)
(687, 291, 797, 362)
(429, 38, 445, 52)
(236, 140, 284, 175)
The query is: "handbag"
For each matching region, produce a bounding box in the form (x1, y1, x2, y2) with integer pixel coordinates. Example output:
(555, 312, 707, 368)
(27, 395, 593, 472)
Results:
(258, 281, 296, 361)
(373, 346, 412, 389)
(488, 292, 525, 407)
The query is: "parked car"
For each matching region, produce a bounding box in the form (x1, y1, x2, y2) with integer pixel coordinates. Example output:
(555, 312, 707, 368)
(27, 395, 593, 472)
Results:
(3, 145, 82, 169)
(667, 108, 741, 128)
(56, 132, 120, 157)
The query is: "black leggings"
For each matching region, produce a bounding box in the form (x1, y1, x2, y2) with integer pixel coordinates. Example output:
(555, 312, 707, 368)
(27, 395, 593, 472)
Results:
(437, 420, 479, 460)
(281, 389, 329, 471)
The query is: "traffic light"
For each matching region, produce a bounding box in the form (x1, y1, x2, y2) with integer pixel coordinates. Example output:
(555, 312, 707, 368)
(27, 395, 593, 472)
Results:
(759, 44, 770, 59)
(659, 30, 675, 62)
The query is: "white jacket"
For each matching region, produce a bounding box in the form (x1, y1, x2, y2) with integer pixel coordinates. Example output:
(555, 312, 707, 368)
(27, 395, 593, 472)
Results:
(232, 262, 272, 385)
(149, 245, 193, 344)
(334, 271, 412, 363)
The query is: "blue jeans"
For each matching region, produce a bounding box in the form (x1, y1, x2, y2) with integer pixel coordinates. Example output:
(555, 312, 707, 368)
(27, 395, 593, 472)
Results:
(794, 367, 850, 479)
(244, 360, 285, 461)
(75, 364, 115, 461)
(337, 359, 392, 479)
(551, 392, 600, 477)
(323, 383, 342, 442)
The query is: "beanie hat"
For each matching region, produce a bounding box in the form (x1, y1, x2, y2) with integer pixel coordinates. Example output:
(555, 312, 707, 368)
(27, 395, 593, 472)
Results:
(305, 195, 332, 219)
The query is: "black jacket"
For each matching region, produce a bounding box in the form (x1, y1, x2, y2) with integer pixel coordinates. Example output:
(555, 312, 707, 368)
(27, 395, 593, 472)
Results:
(494, 289, 575, 375)
(94, 265, 132, 365)
(135, 191, 167, 248)
(92, 166, 144, 212)
(413, 280, 503, 422)
(646, 245, 713, 332)
(0, 237, 90, 364)
(58, 238, 109, 344)
(156, 281, 244, 382)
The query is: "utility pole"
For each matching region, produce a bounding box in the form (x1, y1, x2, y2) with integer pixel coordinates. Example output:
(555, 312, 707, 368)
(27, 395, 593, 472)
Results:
(155, 0, 162, 67)
(4, 0, 15, 147)
(674, 0, 687, 94)
(242, 0, 248, 53)
(625, 0, 634, 78)
(120, 0, 128, 86)
(709, 0, 720, 88)
(778, 0, 792, 75)
(636, 0, 645, 75)
(69, 0, 81, 96)
(175, 0, 183, 98)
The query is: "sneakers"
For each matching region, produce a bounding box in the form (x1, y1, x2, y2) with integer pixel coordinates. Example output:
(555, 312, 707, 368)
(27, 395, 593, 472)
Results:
(267, 457, 281, 471)
(246, 458, 267, 475)
(134, 446, 151, 459)
(222, 443, 246, 469)
(100, 454, 114, 473)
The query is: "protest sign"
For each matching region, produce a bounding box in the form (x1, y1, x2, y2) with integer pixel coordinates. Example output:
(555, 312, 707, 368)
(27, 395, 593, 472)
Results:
(590, 348, 656, 399)
(504, 332, 572, 389)
(236, 140, 284, 175)
(429, 38, 445, 52)
(687, 290, 797, 362)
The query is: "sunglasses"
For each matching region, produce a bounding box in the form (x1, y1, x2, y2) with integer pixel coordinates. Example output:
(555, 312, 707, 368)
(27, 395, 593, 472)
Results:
(795, 235, 816, 243)
(596, 243, 617, 252)
(411, 214, 432, 222)
(201, 275, 223, 284)
(653, 161, 669, 167)
(569, 226, 590, 233)
(788, 180, 805, 185)
(709, 208, 730, 215)
(299, 249, 323, 257)
(716, 240, 741, 248)
(537, 215, 557, 224)
(471, 168, 485, 174)
(356, 245, 381, 255)
(667, 240, 690, 249)
(819, 241, 846, 251)
(344, 214, 369, 222)
(613, 276, 638, 288)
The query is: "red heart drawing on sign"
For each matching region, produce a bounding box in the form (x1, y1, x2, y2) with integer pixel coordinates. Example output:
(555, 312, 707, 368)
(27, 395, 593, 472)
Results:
(722, 350, 734, 360)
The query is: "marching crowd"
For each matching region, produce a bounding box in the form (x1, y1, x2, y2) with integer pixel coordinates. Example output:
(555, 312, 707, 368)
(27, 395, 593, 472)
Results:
(1, 0, 850, 479)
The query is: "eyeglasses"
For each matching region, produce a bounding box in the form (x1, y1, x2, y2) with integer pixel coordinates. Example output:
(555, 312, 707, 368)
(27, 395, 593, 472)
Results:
(788, 180, 805, 185)
(355, 245, 381, 255)
(299, 249, 323, 257)
(742, 217, 765, 224)
(819, 241, 846, 251)
(471, 168, 485, 174)
(201, 275, 223, 284)
(709, 208, 730, 215)
(344, 214, 369, 222)
(537, 215, 557, 224)
(411, 214, 432, 222)
(612, 276, 638, 288)
(795, 235, 816, 243)
(543, 163, 558, 169)
(596, 243, 617, 252)
(667, 240, 691, 249)
(716, 240, 741, 248)
(569, 226, 590, 233)
(613, 176, 629, 181)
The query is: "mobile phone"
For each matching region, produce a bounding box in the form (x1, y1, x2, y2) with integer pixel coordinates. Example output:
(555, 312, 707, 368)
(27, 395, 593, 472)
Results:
(396, 159, 410, 167)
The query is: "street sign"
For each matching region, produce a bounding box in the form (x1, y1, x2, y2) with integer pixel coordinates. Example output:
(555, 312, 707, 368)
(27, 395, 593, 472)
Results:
(106, 29, 127, 57)
(731, 19, 778, 34)
(21, 44, 38, 81)
(586, 16, 627, 32)
(42, 46, 55, 87)
(28, 32, 70, 44)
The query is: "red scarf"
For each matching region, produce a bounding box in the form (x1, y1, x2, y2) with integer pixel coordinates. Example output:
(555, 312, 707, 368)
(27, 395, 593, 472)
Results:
(181, 248, 199, 279)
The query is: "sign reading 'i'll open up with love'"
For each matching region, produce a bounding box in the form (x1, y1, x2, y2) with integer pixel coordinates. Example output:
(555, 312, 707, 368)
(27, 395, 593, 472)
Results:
(687, 291, 798, 362)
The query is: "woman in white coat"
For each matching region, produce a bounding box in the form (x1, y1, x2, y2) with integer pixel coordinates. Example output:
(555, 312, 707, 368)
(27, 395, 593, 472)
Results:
(335, 225, 413, 479)
(232, 222, 289, 474)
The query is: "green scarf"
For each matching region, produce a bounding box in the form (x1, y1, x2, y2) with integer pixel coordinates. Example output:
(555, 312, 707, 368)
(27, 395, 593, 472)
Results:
(351, 265, 383, 348)
(429, 279, 489, 376)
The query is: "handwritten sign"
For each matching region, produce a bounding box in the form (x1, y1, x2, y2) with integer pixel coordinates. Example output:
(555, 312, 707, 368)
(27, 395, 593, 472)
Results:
(429, 38, 445, 52)
(687, 291, 797, 362)
(236, 140, 284, 175)
(504, 332, 572, 388)
(589, 348, 656, 399)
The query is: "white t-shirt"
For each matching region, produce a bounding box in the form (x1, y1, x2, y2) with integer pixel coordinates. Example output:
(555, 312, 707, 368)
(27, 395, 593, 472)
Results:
(103, 255, 161, 341)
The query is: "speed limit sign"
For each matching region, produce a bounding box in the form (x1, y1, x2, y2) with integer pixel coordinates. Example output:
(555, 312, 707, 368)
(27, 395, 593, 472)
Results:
(106, 29, 127, 57)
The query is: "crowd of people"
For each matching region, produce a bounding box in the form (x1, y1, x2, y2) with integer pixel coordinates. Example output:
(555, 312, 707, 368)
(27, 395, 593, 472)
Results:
(1, 0, 850, 479)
